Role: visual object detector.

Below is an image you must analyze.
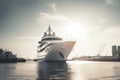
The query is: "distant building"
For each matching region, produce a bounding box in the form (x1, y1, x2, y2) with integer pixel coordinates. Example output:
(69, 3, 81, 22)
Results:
(0, 48, 17, 59)
(112, 45, 120, 59)
(112, 45, 118, 58)
(0, 49, 4, 58)
(118, 46, 120, 58)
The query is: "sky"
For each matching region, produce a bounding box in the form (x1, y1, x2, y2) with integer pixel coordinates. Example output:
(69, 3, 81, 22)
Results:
(0, 0, 120, 59)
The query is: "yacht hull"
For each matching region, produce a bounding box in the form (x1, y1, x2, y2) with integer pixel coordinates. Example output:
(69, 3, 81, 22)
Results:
(37, 41, 75, 61)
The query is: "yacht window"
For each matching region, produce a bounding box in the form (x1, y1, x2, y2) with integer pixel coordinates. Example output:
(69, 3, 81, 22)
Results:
(42, 38, 62, 41)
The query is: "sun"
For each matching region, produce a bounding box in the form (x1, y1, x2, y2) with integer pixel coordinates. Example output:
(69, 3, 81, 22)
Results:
(65, 22, 86, 40)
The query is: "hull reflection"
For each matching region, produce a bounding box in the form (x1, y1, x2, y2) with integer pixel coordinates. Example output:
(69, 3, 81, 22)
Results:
(37, 61, 68, 80)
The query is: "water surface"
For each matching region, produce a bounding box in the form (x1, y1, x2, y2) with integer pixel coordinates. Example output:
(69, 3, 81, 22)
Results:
(0, 61, 120, 80)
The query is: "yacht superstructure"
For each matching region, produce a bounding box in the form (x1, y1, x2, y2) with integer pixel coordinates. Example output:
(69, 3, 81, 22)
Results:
(37, 25, 75, 61)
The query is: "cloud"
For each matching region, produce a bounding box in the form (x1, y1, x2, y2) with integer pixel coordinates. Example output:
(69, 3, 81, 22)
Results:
(12, 36, 39, 40)
(38, 12, 71, 22)
(50, 3, 57, 13)
(37, 3, 71, 23)
(104, 0, 115, 5)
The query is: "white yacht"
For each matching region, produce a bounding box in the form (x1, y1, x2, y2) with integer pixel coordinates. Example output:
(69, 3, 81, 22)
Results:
(37, 25, 75, 61)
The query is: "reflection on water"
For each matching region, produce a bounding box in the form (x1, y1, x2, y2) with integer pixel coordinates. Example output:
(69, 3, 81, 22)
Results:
(68, 61, 120, 80)
(37, 61, 69, 80)
(0, 62, 37, 80)
(1, 61, 120, 80)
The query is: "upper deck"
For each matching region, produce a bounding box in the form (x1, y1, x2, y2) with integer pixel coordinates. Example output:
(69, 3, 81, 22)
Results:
(39, 25, 62, 43)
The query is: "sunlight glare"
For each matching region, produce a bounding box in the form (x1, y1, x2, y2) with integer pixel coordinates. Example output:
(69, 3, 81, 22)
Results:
(65, 22, 86, 40)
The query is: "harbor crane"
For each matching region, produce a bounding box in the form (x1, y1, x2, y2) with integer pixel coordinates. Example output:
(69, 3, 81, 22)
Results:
(97, 44, 106, 56)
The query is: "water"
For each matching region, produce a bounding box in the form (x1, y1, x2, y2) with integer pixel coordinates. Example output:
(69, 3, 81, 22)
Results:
(0, 61, 120, 80)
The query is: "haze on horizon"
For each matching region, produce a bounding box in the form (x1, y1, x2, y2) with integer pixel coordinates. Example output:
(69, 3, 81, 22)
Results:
(0, 0, 120, 59)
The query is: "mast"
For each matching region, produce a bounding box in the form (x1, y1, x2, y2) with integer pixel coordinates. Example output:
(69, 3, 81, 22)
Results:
(43, 25, 55, 37)
(48, 24, 51, 35)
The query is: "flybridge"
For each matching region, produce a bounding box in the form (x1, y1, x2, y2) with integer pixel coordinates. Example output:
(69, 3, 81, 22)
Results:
(41, 25, 62, 41)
